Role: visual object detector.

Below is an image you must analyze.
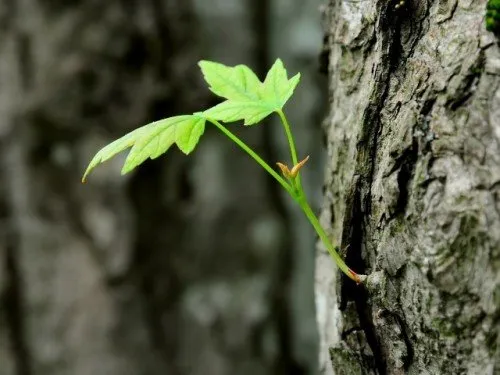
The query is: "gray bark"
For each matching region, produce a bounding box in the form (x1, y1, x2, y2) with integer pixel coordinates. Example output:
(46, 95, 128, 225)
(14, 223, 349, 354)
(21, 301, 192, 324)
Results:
(318, 1, 500, 374)
(0, 1, 324, 375)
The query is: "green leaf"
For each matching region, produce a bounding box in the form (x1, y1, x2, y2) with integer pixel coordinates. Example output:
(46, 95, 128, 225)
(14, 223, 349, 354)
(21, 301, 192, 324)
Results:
(204, 101, 274, 125)
(82, 115, 205, 182)
(260, 59, 301, 109)
(198, 61, 262, 101)
(199, 58, 300, 125)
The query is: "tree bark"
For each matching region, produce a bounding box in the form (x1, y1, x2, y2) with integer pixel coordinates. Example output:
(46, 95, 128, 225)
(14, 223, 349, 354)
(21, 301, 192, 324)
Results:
(318, 1, 500, 374)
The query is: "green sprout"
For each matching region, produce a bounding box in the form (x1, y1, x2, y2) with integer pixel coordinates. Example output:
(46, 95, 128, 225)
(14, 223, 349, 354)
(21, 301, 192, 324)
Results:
(82, 59, 366, 284)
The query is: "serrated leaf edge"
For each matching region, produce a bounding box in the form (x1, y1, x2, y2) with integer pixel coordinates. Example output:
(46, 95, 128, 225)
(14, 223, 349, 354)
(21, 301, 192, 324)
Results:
(82, 115, 205, 182)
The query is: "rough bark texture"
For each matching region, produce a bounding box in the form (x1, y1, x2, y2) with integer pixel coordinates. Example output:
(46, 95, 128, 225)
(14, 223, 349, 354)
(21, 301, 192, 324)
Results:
(317, 1, 500, 374)
(0, 1, 324, 375)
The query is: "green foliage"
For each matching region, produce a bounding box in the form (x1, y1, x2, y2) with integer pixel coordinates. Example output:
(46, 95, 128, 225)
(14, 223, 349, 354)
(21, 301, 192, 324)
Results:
(204, 101, 275, 125)
(83, 59, 300, 180)
(202, 59, 300, 125)
(82, 115, 205, 181)
(486, 0, 500, 34)
(198, 61, 262, 101)
(82, 58, 364, 284)
(261, 59, 301, 108)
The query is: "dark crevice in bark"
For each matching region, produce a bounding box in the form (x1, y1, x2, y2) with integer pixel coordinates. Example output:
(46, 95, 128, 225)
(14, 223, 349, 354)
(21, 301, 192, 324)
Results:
(400, 2, 427, 62)
(420, 97, 436, 120)
(490, 179, 500, 191)
(339, 183, 363, 314)
(395, 139, 418, 216)
(446, 48, 485, 110)
(394, 313, 414, 371)
(329, 202, 336, 227)
(338, 3, 404, 374)
(340, 187, 386, 374)
(319, 5, 331, 75)
(374, 308, 415, 372)
(417, 97, 437, 157)
(340, 326, 364, 340)
(250, 1, 304, 374)
(3, 234, 32, 375)
(319, 34, 330, 76)
(356, 297, 385, 375)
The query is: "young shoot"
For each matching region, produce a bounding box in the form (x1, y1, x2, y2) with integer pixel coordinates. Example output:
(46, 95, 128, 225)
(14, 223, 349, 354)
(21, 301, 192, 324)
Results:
(82, 59, 366, 284)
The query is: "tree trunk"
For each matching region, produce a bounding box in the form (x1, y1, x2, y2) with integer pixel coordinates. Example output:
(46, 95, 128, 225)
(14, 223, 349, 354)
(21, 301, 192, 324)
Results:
(317, 1, 500, 374)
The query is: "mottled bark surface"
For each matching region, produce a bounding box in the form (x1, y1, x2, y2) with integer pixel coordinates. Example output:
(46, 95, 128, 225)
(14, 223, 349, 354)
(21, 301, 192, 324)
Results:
(317, 1, 500, 374)
(0, 1, 324, 375)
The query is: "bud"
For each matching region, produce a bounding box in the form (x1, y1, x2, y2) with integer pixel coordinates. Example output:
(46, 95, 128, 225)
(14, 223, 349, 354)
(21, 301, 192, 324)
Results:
(290, 155, 310, 178)
(276, 155, 310, 179)
(276, 162, 292, 179)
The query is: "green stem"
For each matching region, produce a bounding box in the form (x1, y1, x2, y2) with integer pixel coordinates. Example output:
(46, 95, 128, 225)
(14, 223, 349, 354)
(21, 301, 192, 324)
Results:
(296, 194, 360, 283)
(277, 109, 303, 189)
(209, 115, 364, 284)
(276, 110, 363, 284)
(208, 118, 294, 196)
(277, 109, 298, 165)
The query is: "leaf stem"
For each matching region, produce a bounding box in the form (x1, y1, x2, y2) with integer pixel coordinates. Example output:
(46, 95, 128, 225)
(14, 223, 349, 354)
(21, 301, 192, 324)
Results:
(209, 114, 364, 284)
(276, 110, 364, 284)
(276, 109, 298, 165)
(277, 109, 303, 189)
(207, 118, 294, 196)
(295, 193, 362, 283)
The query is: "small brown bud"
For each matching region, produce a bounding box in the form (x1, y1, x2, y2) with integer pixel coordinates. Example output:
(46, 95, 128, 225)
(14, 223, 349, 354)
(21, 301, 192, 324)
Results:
(290, 155, 310, 178)
(276, 162, 292, 179)
(277, 156, 310, 179)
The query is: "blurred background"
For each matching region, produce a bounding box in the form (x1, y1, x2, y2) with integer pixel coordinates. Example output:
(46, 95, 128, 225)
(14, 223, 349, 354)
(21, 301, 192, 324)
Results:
(0, 1, 327, 374)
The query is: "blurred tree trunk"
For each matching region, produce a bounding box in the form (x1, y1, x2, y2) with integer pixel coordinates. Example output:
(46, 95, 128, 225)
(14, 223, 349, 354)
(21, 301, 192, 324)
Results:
(317, 1, 500, 374)
(0, 1, 323, 375)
